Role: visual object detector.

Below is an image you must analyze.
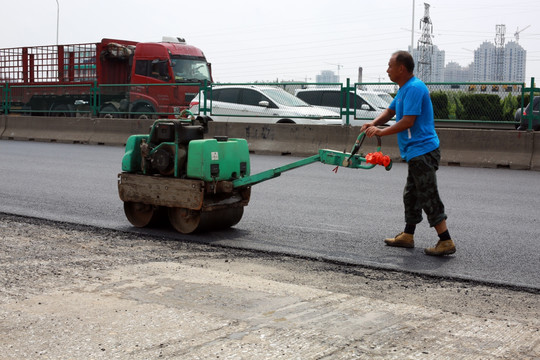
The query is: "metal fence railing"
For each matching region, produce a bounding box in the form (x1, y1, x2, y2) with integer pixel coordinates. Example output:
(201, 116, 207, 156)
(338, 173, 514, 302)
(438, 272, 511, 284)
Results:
(7, 83, 93, 116)
(193, 79, 538, 129)
(1, 82, 202, 118)
(2, 78, 539, 130)
(355, 81, 527, 124)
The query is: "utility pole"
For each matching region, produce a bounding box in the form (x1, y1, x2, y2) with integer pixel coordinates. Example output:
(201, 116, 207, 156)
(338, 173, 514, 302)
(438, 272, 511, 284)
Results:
(411, 0, 415, 52)
(55, 0, 60, 45)
(417, 3, 433, 82)
(495, 24, 506, 81)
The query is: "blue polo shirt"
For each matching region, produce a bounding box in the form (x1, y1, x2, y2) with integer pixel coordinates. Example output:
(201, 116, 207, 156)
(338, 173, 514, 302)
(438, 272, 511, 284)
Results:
(389, 76, 439, 161)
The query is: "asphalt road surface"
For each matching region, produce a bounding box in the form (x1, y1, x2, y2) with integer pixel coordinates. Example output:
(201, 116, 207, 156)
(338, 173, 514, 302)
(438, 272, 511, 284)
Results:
(1, 140, 539, 289)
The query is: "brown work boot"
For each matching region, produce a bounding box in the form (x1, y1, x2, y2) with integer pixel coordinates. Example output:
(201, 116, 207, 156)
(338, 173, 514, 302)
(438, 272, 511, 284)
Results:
(424, 239, 456, 256)
(384, 232, 414, 248)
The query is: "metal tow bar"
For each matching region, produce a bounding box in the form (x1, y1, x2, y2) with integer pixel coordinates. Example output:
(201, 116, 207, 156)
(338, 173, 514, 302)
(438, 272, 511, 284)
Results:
(232, 132, 393, 189)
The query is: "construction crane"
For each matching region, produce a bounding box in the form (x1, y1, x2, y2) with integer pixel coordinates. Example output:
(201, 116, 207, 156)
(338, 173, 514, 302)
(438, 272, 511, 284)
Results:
(325, 62, 343, 78)
(514, 25, 531, 43)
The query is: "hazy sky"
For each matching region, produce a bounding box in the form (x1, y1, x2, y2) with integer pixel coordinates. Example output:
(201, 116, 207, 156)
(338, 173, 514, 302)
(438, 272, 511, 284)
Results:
(1, 0, 538, 83)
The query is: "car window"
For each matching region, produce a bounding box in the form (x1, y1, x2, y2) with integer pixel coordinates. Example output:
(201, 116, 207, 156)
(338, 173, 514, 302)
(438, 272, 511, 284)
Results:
(359, 92, 388, 109)
(260, 88, 308, 107)
(243, 89, 278, 108)
(352, 93, 368, 109)
(217, 88, 240, 104)
(297, 91, 322, 105)
(533, 97, 540, 111)
(378, 93, 394, 105)
(321, 91, 342, 108)
(240, 89, 264, 106)
(209, 88, 221, 101)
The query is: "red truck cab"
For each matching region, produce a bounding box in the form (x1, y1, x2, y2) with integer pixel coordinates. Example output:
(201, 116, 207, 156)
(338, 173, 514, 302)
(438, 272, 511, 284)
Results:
(125, 38, 212, 118)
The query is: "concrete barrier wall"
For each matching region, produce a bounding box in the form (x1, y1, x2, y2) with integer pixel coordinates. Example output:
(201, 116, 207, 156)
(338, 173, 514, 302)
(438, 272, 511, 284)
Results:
(1, 116, 94, 143)
(89, 118, 154, 146)
(436, 128, 534, 170)
(532, 132, 540, 171)
(209, 123, 536, 170)
(0, 116, 154, 146)
(0, 116, 538, 170)
(0, 115, 6, 138)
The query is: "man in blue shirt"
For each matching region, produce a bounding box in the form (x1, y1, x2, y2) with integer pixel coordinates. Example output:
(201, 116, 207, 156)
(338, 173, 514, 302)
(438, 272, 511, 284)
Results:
(361, 51, 455, 256)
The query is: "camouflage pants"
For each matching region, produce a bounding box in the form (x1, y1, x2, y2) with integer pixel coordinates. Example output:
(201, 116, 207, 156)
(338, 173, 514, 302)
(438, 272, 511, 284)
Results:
(403, 148, 447, 227)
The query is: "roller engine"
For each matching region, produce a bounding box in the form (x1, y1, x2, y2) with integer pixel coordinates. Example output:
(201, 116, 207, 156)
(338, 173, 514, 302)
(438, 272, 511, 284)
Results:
(140, 121, 203, 177)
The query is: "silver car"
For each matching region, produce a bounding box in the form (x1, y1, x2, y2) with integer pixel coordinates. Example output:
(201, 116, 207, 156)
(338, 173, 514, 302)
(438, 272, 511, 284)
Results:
(189, 85, 342, 125)
(295, 88, 395, 127)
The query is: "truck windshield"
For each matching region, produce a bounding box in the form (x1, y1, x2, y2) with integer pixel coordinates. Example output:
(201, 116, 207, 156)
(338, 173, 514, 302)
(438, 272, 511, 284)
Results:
(171, 56, 211, 83)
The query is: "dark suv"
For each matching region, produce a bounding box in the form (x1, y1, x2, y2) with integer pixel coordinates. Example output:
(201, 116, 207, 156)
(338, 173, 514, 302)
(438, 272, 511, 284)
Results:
(515, 96, 540, 131)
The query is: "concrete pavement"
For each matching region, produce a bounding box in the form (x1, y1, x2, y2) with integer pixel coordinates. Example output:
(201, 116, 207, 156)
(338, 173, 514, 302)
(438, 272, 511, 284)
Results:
(1, 214, 538, 359)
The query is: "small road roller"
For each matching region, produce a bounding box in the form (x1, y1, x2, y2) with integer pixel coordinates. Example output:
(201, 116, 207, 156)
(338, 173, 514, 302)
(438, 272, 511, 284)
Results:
(118, 118, 392, 234)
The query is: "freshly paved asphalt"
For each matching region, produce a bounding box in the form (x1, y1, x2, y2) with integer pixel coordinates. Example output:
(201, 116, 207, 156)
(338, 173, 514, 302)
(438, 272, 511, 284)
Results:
(1, 140, 539, 289)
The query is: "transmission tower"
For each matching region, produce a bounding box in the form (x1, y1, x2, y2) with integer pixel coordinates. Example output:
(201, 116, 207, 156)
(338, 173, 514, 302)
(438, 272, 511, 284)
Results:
(494, 24, 506, 81)
(417, 3, 433, 82)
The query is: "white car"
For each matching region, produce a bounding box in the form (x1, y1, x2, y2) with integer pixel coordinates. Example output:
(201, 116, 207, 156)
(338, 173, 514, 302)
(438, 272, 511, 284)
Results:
(376, 92, 394, 105)
(295, 88, 395, 127)
(189, 85, 342, 125)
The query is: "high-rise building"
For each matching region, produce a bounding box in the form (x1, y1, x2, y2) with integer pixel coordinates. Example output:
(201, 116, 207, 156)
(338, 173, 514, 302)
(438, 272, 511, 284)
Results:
(472, 40, 526, 82)
(316, 70, 339, 83)
(503, 41, 527, 82)
(473, 41, 497, 81)
(431, 46, 446, 82)
(444, 61, 472, 82)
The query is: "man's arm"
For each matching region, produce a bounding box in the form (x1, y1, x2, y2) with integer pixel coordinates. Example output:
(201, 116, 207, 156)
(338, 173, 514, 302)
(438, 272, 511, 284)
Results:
(365, 115, 416, 138)
(360, 108, 396, 132)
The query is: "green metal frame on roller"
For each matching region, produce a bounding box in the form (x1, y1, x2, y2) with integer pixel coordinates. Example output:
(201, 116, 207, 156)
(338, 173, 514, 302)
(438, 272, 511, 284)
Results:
(232, 132, 391, 189)
(144, 118, 193, 178)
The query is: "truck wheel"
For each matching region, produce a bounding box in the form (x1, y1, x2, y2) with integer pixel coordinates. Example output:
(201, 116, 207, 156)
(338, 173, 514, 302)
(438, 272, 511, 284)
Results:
(51, 104, 74, 117)
(133, 104, 155, 119)
(100, 104, 119, 118)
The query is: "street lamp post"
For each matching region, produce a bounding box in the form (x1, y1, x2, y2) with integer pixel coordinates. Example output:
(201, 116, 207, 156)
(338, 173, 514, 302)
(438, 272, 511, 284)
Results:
(55, 0, 59, 45)
(411, 0, 415, 52)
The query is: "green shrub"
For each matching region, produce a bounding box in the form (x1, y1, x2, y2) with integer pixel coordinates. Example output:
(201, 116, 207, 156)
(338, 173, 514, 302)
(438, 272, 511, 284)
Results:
(447, 92, 465, 120)
(456, 94, 503, 121)
(501, 94, 519, 122)
(430, 91, 449, 119)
